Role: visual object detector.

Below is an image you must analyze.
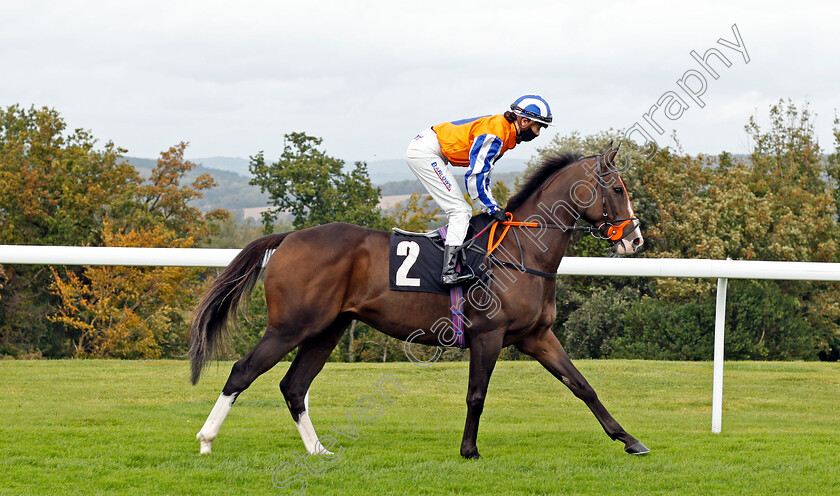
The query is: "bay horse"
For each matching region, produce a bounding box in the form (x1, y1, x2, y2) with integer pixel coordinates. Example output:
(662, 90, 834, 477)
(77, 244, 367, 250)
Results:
(189, 142, 649, 458)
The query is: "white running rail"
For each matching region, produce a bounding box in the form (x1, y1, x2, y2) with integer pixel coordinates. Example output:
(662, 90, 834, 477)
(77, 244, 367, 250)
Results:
(3, 244, 839, 433)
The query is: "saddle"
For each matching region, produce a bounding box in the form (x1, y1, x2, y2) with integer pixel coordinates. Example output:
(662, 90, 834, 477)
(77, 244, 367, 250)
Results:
(388, 214, 494, 295)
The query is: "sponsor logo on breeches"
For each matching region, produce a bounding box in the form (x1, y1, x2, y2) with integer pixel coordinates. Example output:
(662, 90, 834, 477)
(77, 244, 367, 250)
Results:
(431, 161, 452, 191)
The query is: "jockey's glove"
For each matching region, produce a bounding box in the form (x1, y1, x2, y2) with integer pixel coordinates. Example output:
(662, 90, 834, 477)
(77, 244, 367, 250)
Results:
(491, 210, 508, 223)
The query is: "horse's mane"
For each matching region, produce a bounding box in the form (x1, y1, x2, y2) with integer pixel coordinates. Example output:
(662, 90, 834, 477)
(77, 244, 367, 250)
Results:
(505, 151, 584, 212)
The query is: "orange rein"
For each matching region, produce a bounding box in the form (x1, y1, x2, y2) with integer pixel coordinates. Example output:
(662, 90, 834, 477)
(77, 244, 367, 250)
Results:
(487, 212, 541, 255)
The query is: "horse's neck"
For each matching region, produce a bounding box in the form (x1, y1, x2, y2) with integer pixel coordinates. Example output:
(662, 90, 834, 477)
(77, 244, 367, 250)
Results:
(510, 187, 579, 273)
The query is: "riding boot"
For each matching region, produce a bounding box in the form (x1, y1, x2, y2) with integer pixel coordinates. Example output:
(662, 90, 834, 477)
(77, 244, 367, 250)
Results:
(441, 245, 475, 286)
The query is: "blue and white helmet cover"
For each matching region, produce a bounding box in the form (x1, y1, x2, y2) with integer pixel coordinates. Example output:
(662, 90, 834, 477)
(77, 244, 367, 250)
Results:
(510, 95, 553, 126)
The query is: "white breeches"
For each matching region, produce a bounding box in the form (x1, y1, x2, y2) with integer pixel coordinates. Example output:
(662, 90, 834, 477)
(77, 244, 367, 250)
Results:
(405, 128, 472, 247)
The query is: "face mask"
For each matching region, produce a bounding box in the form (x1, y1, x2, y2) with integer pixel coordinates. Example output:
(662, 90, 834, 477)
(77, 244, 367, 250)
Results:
(518, 126, 538, 143)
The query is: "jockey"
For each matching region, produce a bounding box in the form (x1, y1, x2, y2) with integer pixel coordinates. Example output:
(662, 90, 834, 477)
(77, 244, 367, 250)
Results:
(405, 95, 552, 285)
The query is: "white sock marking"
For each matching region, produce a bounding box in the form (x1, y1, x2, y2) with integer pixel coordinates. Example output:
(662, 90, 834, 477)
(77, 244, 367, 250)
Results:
(294, 390, 333, 455)
(196, 392, 236, 454)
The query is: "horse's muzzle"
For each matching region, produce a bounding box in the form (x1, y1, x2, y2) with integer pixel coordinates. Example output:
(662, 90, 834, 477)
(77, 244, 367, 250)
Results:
(611, 227, 644, 255)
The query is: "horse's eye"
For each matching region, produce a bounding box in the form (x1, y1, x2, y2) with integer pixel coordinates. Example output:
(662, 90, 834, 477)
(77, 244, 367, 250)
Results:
(613, 187, 624, 194)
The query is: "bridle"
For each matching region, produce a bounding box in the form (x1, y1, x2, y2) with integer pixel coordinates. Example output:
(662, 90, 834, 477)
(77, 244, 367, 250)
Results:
(484, 152, 640, 254)
(592, 154, 639, 244)
(467, 152, 640, 279)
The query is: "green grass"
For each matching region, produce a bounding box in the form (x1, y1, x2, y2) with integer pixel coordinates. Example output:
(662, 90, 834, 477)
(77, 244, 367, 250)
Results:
(1, 359, 838, 495)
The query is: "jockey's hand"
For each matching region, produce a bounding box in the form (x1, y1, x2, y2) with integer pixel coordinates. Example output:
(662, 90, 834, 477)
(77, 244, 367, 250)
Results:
(491, 210, 508, 223)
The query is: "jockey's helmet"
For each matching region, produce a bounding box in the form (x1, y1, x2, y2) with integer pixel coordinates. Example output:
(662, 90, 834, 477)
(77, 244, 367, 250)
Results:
(510, 95, 553, 126)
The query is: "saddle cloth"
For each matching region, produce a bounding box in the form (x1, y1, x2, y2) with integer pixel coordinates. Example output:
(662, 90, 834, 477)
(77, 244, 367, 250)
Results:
(388, 215, 493, 295)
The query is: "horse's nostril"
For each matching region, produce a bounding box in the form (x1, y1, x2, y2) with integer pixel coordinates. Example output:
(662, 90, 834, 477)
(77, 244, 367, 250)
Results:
(633, 237, 643, 246)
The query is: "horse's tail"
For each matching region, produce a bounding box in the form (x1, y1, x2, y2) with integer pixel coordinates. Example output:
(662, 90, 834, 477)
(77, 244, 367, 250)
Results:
(189, 232, 291, 385)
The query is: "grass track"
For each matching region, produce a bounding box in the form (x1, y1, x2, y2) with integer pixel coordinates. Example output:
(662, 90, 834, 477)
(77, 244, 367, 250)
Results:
(1, 359, 838, 495)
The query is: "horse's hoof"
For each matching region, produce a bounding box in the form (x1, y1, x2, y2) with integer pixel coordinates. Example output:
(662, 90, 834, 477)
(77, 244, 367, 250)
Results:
(199, 439, 213, 455)
(624, 441, 650, 455)
(461, 449, 482, 459)
(197, 432, 213, 454)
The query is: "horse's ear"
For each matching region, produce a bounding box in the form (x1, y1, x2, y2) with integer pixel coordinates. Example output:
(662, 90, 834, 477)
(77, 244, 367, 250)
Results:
(604, 141, 620, 165)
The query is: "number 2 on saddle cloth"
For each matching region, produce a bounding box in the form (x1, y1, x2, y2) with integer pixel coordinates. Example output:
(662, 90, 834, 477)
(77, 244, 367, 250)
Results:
(388, 215, 497, 349)
(388, 215, 495, 295)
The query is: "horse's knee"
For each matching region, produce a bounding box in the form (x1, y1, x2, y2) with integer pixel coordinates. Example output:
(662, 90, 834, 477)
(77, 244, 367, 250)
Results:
(466, 391, 485, 414)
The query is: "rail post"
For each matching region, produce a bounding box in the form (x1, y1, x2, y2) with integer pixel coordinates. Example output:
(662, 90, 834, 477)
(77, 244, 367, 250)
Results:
(711, 276, 728, 433)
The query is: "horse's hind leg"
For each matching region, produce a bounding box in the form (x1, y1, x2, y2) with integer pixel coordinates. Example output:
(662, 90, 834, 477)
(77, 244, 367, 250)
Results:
(196, 325, 305, 454)
(279, 316, 350, 454)
(515, 328, 649, 455)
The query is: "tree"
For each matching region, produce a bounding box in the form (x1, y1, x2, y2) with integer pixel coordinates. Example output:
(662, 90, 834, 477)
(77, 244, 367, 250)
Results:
(0, 105, 136, 356)
(0, 105, 137, 246)
(50, 226, 204, 358)
(249, 132, 389, 232)
(622, 101, 838, 359)
(491, 179, 511, 208)
(827, 115, 840, 219)
(131, 143, 229, 238)
(614, 296, 715, 360)
(49, 143, 230, 358)
(530, 101, 840, 361)
(561, 286, 641, 359)
(385, 192, 441, 232)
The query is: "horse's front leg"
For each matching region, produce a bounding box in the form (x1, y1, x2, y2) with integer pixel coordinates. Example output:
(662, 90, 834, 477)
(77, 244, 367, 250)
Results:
(515, 328, 649, 455)
(460, 331, 504, 459)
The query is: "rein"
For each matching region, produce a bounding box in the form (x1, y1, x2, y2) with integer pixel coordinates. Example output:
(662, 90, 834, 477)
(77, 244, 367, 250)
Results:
(474, 213, 587, 280)
(485, 212, 600, 255)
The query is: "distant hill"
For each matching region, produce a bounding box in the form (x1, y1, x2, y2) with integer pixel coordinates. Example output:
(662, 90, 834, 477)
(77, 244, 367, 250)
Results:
(122, 157, 269, 217)
(190, 157, 252, 176)
(121, 156, 528, 218)
(363, 158, 529, 184)
(182, 156, 531, 184)
(379, 171, 523, 196)
(120, 152, 755, 219)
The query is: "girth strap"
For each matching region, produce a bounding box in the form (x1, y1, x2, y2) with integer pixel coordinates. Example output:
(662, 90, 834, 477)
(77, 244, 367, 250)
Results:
(490, 257, 558, 279)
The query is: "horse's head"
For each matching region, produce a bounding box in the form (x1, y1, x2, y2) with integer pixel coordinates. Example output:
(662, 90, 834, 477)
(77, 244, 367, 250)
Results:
(577, 142, 643, 255)
(505, 143, 644, 256)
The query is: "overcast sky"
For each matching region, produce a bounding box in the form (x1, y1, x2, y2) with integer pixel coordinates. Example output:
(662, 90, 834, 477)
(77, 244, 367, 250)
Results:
(2, 0, 838, 164)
